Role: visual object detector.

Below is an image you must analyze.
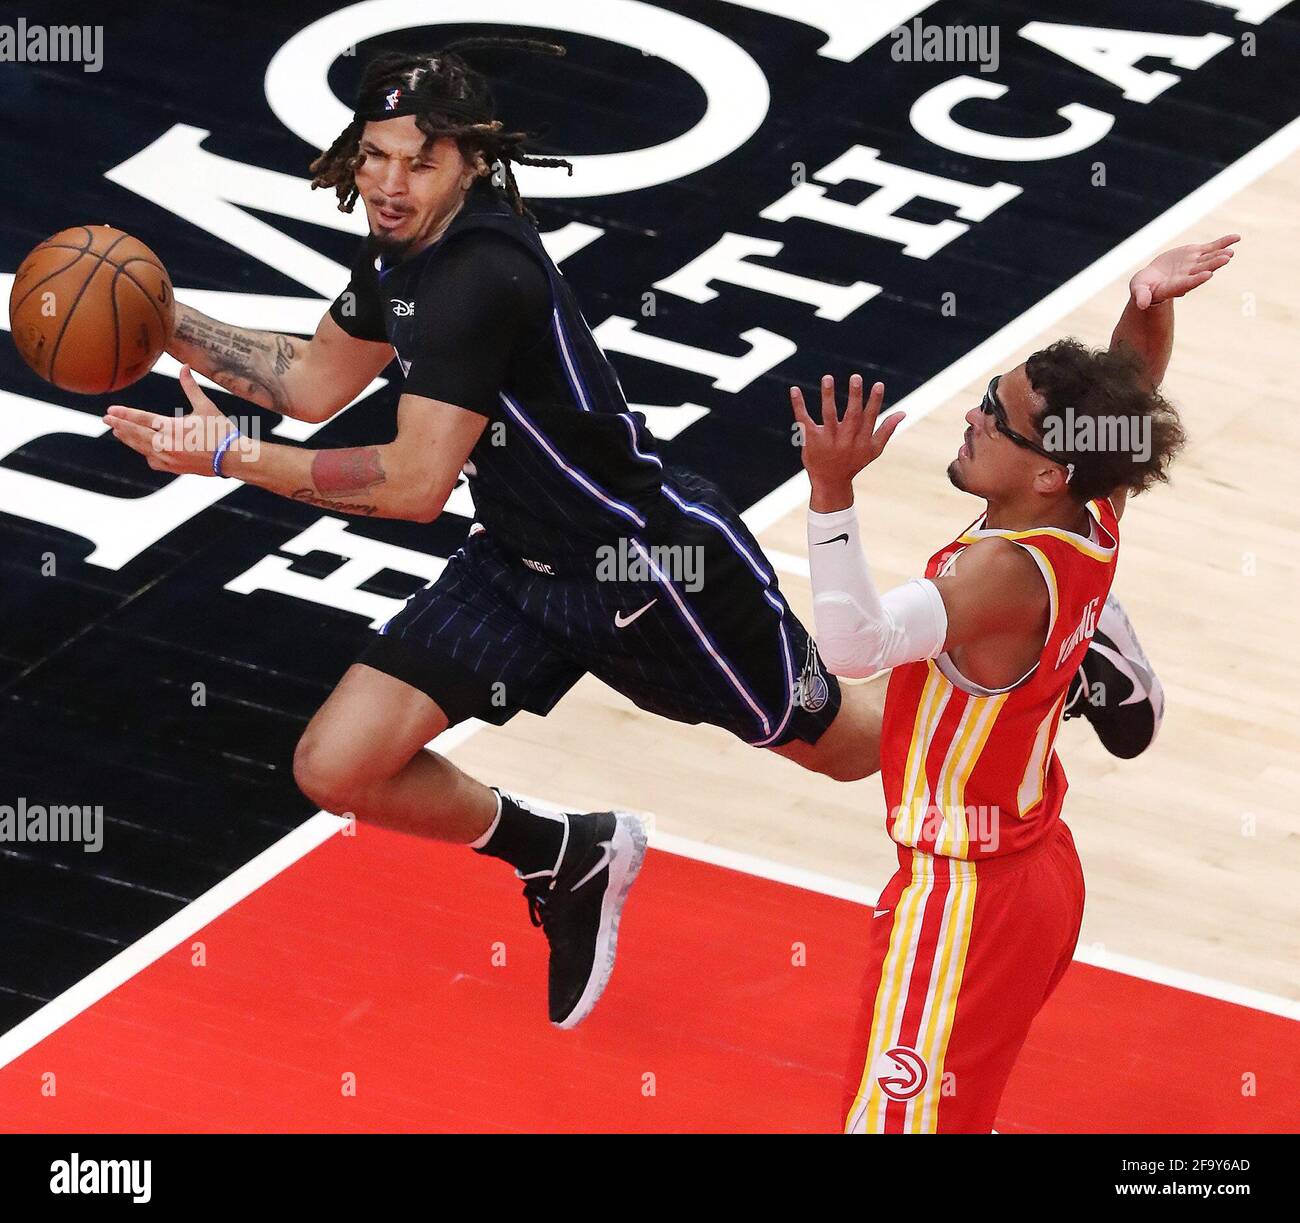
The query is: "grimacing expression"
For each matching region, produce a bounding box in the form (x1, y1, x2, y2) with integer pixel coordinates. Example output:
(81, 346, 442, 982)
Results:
(353, 117, 484, 258)
(947, 363, 1065, 499)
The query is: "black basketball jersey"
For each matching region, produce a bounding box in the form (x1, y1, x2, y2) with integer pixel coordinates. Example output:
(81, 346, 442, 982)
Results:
(330, 180, 668, 560)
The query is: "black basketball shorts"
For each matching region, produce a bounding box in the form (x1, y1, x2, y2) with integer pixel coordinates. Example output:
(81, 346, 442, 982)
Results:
(357, 480, 840, 748)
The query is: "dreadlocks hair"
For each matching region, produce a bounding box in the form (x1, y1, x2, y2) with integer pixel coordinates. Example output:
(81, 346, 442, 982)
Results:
(1024, 338, 1187, 504)
(308, 37, 573, 224)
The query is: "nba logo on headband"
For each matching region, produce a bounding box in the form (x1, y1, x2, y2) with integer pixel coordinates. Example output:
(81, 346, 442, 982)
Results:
(384, 88, 401, 112)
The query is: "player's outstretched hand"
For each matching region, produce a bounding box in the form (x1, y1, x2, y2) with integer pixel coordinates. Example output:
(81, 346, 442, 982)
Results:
(103, 365, 239, 476)
(791, 374, 904, 501)
(1129, 233, 1240, 310)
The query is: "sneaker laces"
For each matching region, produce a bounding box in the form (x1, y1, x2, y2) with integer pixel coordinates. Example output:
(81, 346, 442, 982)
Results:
(1062, 665, 1088, 719)
(520, 873, 554, 929)
(517, 813, 571, 931)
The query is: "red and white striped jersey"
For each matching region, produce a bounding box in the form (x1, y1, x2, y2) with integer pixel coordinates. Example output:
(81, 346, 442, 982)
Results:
(880, 497, 1120, 860)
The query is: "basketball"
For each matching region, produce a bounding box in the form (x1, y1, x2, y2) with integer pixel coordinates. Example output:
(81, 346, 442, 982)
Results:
(7, 224, 174, 395)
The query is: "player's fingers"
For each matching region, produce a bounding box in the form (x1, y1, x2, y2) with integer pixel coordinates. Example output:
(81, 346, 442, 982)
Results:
(178, 364, 215, 413)
(871, 410, 906, 456)
(106, 417, 163, 456)
(862, 380, 885, 429)
(1134, 283, 1153, 310)
(819, 374, 838, 431)
(844, 373, 864, 425)
(1210, 233, 1242, 251)
(105, 404, 165, 430)
(789, 386, 815, 430)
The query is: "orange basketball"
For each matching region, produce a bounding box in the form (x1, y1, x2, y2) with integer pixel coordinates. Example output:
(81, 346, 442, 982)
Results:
(8, 224, 175, 395)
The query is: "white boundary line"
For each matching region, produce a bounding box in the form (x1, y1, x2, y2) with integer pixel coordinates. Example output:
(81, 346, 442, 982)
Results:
(0, 813, 344, 1074)
(550, 803, 1299, 1021)
(741, 114, 1300, 536)
(0, 806, 1293, 1077)
(4, 121, 1297, 1077)
(650, 829, 876, 904)
(762, 548, 810, 579)
(1070, 944, 1300, 1022)
(659, 827, 1298, 1021)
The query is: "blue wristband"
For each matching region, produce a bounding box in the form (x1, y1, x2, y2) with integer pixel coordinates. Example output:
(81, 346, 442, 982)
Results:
(212, 426, 241, 477)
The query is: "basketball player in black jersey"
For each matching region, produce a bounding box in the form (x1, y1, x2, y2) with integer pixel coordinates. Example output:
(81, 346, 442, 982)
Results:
(105, 40, 1163, 1028)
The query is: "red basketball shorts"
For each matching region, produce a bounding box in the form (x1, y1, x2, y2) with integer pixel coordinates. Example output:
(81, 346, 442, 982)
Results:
(842, 819, 1085, 1133)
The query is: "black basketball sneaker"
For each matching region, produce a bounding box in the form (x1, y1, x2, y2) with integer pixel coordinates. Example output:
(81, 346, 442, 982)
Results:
(1064, 594, 1165, 759)
(518, 809, 649, 1028)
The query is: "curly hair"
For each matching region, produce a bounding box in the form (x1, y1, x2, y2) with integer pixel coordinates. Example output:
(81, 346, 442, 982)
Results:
(309, 38, 573, 224)
(1025, 338, 1187, 504)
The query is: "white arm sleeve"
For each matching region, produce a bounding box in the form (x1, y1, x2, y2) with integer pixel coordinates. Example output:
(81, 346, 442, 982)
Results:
(807, 506, 949, 679)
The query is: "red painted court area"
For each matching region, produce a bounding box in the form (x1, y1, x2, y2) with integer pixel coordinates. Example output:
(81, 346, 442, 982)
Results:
(1, 826, 1295, 1133)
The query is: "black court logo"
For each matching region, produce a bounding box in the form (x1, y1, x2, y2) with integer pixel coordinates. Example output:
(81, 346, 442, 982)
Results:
(875, 1045, 929, 1102)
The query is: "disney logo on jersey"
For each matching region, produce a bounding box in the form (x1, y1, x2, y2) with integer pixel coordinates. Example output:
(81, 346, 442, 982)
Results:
(1056, 595, 1101, 670)
(391, 299, 415, 316)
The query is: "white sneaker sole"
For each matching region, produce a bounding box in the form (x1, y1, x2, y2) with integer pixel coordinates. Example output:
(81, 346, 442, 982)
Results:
(554, 811, 649, 1030)
(1098, 594, 1166, 732)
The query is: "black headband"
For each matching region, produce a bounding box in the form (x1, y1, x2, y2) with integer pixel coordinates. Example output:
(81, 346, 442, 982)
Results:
(353, 83, 492, 125)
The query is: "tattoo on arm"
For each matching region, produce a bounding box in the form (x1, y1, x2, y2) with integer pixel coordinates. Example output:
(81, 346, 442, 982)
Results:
(171, 307, 302, 414)
(273, 335, 295, 378)
(290, 489, 378, 517)
(311, 447, 387, 494)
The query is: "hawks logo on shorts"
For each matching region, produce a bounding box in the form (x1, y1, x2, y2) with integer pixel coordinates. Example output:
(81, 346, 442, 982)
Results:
(874, 1046, 929, 1102)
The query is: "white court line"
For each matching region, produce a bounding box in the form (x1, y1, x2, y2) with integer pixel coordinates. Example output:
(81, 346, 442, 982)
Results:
(650, 829, 876, 905)
(0, 812, 344, 1074)
(659, 826, 1299, 1021)
(0, 803, 1293, 1076)
(4, 121, 1298, 1075)
(741, 114, 1300, 536)
(763, 548, 810, 579)
(527, 799, 1298, 1021)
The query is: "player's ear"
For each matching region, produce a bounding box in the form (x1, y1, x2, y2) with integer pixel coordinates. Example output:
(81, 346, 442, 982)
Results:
(461, 152, 488, 191)
(1034, 465, 1069, 496)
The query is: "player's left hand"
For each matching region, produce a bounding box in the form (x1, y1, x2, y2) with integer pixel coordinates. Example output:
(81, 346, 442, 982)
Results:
(791, 373, 904, 493)
(103, 365, 238, 476)
(1129, 233, 1240, 309)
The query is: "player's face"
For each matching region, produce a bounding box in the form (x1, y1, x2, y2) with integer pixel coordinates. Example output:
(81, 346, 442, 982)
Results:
(355, 118, 479, 258)
(948, 364, 1059, 498)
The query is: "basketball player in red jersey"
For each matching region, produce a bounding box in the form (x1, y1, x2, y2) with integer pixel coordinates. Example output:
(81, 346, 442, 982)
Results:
(793, 233, 1239, 1134)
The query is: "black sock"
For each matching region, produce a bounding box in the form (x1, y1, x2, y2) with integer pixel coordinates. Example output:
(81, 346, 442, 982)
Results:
(474, 790, 567, 876)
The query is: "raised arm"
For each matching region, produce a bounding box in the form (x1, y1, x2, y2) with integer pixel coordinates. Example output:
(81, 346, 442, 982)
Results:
(796, 376, 1046, 681)
(1109, 233, 1240, 388)
(168, 304, 394, 423)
